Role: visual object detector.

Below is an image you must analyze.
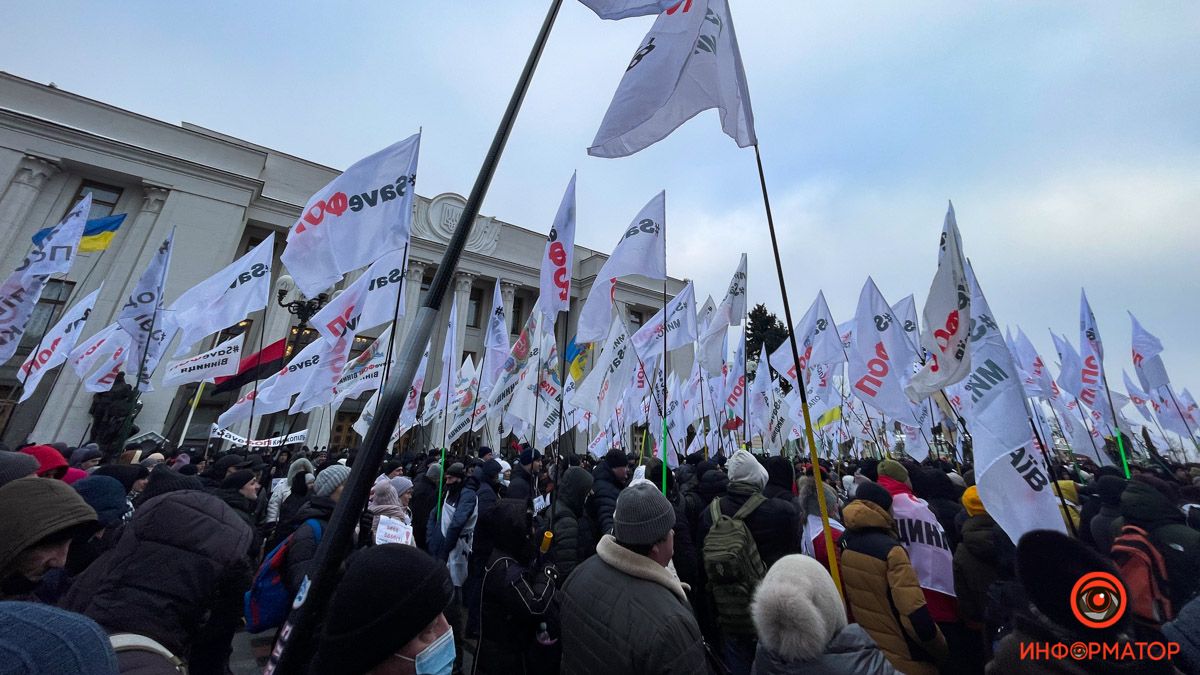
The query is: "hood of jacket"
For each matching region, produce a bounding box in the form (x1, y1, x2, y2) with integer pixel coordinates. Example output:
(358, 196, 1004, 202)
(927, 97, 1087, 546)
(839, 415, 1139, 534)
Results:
(842, 499, 894, 532)
(961, 513, 998, 563)
(1120, 480, 1184, 528)
(877, 475, 914, 498)
(286, 458, 315, 484)
(557, 466, 593, 515)
(764, 456, 794, 494)
(292, 495, 337, 524)
(911, 467, 959, 502)
(595, 534, 689, 603)
(698, 465, 729, 503)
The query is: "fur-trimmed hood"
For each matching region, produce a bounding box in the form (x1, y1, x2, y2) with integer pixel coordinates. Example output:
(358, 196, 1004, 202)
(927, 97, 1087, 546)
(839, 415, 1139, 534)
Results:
(752, 554, 846, 662)
(595, 534, 689, 603)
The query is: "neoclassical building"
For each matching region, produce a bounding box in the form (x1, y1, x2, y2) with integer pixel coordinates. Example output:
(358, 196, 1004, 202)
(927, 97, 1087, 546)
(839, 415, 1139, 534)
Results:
(0, 72, 688, 452)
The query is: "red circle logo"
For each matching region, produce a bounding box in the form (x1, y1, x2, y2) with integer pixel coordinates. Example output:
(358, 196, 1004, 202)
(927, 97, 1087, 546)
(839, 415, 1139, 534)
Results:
(1070, 572, 1126, 629)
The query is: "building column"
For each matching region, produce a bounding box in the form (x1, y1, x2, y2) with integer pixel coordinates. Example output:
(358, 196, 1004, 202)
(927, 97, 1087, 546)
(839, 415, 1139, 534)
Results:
(0, 154, 59, 244)
(36, 185, 172, 446)
(397, 260, 427, 348)
(499, 280, 518, 336)
(452, 272, 476, 371)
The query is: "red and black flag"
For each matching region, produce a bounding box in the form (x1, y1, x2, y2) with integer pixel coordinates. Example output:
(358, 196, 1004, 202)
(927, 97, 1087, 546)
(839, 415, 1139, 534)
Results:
(212, 338, 287, 394)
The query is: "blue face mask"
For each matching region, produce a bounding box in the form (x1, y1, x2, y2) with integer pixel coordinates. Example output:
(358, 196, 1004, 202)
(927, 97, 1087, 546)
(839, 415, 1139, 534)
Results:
(409, 626, 454, 675)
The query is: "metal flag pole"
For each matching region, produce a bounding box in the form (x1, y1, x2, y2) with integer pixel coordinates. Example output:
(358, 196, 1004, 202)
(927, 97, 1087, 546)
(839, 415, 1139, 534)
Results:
(753, 143, 843, 595)
(266, 3, 563, 670)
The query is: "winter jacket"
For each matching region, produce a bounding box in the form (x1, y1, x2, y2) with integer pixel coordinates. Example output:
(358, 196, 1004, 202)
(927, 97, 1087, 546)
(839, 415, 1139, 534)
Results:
(877, 476, 958, 624)
(911, 469, 964, 554)
(549, 466, 594, 582)
(751, 624, 898, 675)
(560, 535, 714, 675)
(1089, 503, 1121, 553)
(410, 474, 438, 550)
(698, 480, 800, 569)
(838, 499, 947, 675)
(588, 462, 625, 538)
(470, 476, 502, 564)
(63, 490, 253, 675)
(507, 463, 536, 505)
(283, 496, 336, 595)
(953, 513, 1002, 629)
(215, 489, 261, 556)
(1116, 480, 1200, 612)
(762, 456, 795, 503)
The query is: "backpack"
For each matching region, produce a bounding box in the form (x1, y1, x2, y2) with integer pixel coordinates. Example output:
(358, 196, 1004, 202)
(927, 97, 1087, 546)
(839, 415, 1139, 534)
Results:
(1110, 524, 1174, 626)
(244, 518, 323, 633)
(703, 493, 767, 636)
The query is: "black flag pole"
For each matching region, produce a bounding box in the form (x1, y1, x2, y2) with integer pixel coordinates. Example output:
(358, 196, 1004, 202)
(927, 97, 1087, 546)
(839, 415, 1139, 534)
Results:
(266, 2, 563, 671)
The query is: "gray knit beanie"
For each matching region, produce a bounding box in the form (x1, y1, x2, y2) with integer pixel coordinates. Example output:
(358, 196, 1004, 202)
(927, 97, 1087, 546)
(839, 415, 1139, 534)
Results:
(315, 464, 351, 497)
(0, 451, 39, 488)
(613, 481, 675, 546)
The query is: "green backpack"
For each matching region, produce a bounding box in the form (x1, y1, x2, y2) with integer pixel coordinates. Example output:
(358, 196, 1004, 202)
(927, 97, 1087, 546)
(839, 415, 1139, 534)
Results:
(703, 493, 767, 636)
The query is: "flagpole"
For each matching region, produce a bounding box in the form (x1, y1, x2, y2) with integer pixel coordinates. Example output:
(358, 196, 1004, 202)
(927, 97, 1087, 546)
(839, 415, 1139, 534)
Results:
(557, 312, 567, 459)
(1096, 368, 1131, 478)
(379, 243, 409, 388)
(1072, 396, 1107, 467)
(698, 363, 710, 460)
(753, 143, 842, 595)
(660, 214, 669, 494)
(268, 1, 564, 666)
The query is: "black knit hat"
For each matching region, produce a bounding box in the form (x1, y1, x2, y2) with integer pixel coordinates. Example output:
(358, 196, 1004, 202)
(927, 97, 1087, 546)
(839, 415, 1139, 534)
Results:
(135, 466, 203, 506)
(853, 481, 893, 513)
(220, 470, 256, 491)
(313, 544, 453, 674)
(604, 448, 626, 469)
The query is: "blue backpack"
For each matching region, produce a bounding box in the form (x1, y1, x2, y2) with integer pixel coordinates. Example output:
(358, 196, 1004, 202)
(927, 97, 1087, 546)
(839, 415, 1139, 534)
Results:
(244, 519, 322, 633)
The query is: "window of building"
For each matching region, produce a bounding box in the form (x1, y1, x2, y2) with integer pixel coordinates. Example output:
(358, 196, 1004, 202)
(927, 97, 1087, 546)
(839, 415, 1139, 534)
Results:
(467, 287, 483, 328)
(19, 280, 75, 351)
(628, 309, 644, 329)
(71, 181, 123, 220)
(511, 296, 525, 335)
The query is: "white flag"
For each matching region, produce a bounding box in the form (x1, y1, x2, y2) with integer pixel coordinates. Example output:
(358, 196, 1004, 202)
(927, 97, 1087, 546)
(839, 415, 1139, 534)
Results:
(1129, 313, 1170, 391)
(907, 202, 971, 400)
(698, 253, 747, 373)
(397, 340, 432, 434)
(162, 333, 243, 388)
(577, 192, 667, 341)
(281, 133, 420, 297)
(289, 274, 370, 414)
(331, 325, 393, 407)
(1080, 289, 1105, 363)
(19, 193, 90, 284)
(589, 0, 755, 157)
(631, 280, 698, 355)
(0, 273, 49, 364)
(747, 347, 772, 438)
(479, 280, 509, 399)
(117, 232, 175, 391)
(962, 265, 1066, 541)
(1122, 370, 1155, 424)
(17, 287, 101, 401)
(69, 323, 126, 381)
(357, 248, 409, 333)
(487, 302, 546, 417)
(571, 314, 636, 427)
(769, 290, 843, 387)
(169, 234, 273, 356)
(848, 278, 921, 424)
(434, 298, 461, 418)
(251, 337, 328, 414)
(539, 174, 577, 321)
(578, 0, 676, 20)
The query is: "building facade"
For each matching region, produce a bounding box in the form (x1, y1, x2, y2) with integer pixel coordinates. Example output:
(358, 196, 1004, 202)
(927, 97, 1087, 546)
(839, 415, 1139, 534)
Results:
(0, 73, 688, 453)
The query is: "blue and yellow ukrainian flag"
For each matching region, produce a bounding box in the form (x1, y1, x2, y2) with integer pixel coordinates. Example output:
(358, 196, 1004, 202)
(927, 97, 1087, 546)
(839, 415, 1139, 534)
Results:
(565, 335, 591, 381)
(32, 213, 127, 252)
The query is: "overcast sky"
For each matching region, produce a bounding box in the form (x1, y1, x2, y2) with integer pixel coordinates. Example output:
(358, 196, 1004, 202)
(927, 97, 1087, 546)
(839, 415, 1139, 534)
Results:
(4, 1, 1198, 396)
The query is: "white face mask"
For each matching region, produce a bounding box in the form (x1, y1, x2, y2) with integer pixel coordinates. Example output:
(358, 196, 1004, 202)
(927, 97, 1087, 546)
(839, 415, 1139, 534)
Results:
(395, 626, 454, 675)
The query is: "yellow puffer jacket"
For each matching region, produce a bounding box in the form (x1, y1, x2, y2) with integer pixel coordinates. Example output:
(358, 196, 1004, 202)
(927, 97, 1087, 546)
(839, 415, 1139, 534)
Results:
(838, 500, 947, 675)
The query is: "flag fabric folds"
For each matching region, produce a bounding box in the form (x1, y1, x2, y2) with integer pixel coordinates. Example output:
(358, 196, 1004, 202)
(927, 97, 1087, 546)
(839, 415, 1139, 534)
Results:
(169, 234, 274, 356)
(17, 287, 101, 401)
(588, 0, 756, 157)
(576, 192, 667, 341)
(539, 174, 577, 321)
(117, 231, 175, 391)
(906, 202, 972, 399)
(281, 133, 420, 297)
(33, 213, 126, 253)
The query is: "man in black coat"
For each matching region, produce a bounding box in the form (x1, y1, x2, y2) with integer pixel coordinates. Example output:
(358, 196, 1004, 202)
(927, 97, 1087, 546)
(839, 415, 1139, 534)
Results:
(410, 463, 440, 551)
(506, 445, 541, 506)
(284, 465, 349, 596)
(588, 449, 628, 538)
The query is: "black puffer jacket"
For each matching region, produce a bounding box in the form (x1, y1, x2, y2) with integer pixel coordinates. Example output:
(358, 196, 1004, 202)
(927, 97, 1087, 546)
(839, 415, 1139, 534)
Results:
(911, 468, 964, 554)
(63, 490, 253, 675)
(215, 488, 261, 556)
(1116, 479, 1200, 611)
(699, 480, 800, 569)
(283, 496, 337, 595)
(588, 462, 625, 538)
(549, 466, 594, 582)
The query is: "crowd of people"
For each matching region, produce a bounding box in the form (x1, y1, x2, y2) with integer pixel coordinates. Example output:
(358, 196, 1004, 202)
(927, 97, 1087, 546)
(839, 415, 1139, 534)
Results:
(1, 436, 1199, 674)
